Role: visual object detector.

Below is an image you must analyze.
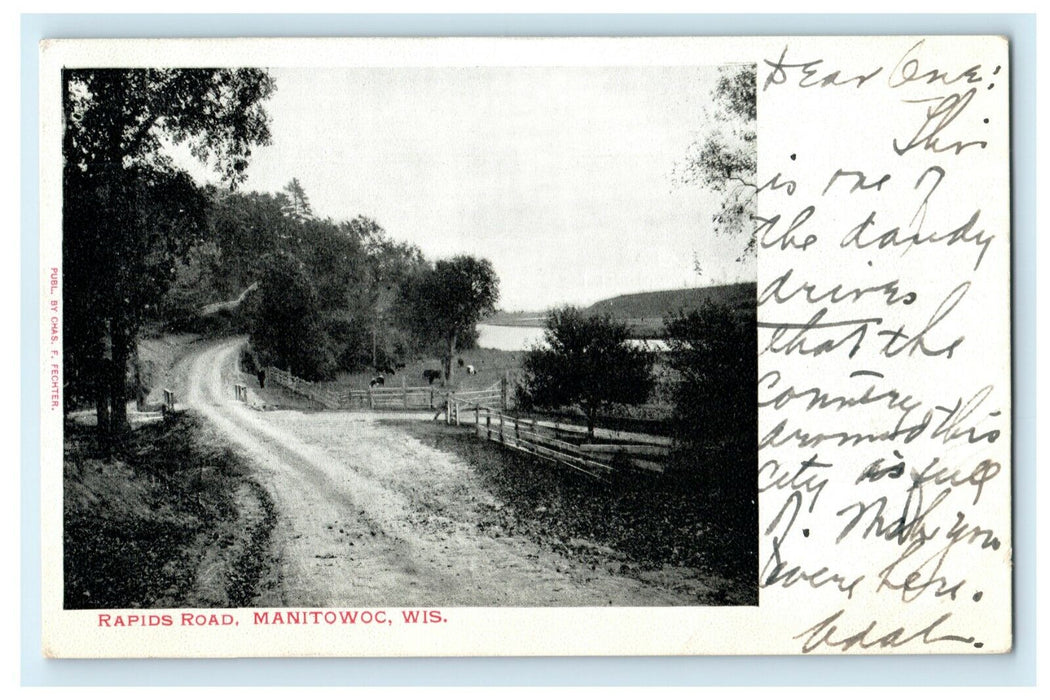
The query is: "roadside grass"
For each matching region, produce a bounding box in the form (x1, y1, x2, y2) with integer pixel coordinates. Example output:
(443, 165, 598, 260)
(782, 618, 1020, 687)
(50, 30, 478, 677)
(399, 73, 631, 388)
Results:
(393, 420, 757, 605)
(63, 414, 277, 609)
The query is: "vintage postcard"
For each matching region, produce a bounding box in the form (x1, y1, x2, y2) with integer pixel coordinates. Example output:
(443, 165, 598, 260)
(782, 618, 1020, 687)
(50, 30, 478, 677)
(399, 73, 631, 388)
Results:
(38, 35, 1011, 657)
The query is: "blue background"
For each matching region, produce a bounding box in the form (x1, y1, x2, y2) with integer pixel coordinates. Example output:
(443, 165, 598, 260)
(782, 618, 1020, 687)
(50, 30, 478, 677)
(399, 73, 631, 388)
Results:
(21, 13, 1036, 687)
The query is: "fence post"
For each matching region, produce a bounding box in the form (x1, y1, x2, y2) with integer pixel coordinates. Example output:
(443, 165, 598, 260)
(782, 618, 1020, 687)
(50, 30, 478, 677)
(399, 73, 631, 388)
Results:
(446, 394, 451, 425)
(402, 376, 408, 409)
(514, 415, 520, 444)
(499, 413, 505, 444)
(485, 412, 491, 441)
(368, 386, 374, 410)
(500, 372, 509, 410)
(475, 404, 480, 436)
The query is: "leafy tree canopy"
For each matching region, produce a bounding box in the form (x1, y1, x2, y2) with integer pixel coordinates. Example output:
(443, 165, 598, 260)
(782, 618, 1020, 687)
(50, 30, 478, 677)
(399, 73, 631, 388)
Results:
(63, 68, 275, 433)
(65, 69, 275, 183)
(518, 308, 654, 438)
(395, 255, 499, 381)
(280, 177, 313, 221)
(674, 64, 757, 262)
(182, 177, 428, 375)
(247, 252, 334, 380)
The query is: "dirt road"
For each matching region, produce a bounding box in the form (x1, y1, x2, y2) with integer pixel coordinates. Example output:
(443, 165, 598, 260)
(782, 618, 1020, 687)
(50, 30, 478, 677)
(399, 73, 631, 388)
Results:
(182, 337, 700, 606)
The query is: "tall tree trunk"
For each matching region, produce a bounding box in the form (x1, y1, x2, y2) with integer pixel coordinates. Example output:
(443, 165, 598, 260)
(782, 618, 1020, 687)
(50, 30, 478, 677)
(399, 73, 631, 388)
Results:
(444, 330, 457, 383)
(109, 323, 130, 435)
(94, 356, 111, 443)
(134, 344, 148, 412)
(88, 327, 112, 443)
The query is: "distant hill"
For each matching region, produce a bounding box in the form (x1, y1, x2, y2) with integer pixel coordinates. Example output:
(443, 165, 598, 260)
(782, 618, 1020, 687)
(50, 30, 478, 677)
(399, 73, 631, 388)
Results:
(583, 282, 755, 320)
(485, 282, 756, 336)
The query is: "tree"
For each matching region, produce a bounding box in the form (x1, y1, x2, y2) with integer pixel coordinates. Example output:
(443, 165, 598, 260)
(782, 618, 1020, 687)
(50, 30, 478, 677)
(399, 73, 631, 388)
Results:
(280, 177, 313, 221)
(199, 180, 429, 375)
(664, 301, 756, 463)
(63, 68, 274, 437)
(675, 64, 757, 262)
(287, 211, 427, 374)
(208, 190, 291, 297)
(395, 255, 499, 382)
(517, 308, 654, 438)
(247, 252, 334, 380)
(341, 216, 427, 371)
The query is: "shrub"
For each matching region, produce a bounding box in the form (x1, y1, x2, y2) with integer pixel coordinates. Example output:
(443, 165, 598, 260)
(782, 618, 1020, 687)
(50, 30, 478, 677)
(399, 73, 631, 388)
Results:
(664, 301, 756, 479)
(517, 307, 654, 438)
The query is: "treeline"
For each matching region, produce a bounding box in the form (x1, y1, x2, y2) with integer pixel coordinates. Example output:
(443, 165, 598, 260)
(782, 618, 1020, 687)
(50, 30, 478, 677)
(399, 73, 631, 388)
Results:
(162, 181, 436, 380)
(62, 67, 498, 440)
(162, 179, 500, 383)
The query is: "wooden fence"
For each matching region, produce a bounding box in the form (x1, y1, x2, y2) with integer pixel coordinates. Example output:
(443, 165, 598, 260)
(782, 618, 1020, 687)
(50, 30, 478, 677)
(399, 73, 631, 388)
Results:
(261, 365, 669, 478)
(348, 378, 448, 411)
(162, 388, 176, 416)
(266, 367, 346, 409)
(442, 380, 507, 423)
(265, 366, 507, 413)
(464, 407, 673, 479)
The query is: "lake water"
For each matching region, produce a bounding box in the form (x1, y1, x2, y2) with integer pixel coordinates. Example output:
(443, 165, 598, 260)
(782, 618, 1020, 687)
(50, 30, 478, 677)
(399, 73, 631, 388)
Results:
(476, 324, 668, 352)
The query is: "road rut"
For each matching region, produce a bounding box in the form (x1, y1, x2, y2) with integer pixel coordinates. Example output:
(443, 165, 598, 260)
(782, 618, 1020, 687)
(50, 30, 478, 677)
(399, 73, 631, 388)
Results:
(183, 337, 697, 606)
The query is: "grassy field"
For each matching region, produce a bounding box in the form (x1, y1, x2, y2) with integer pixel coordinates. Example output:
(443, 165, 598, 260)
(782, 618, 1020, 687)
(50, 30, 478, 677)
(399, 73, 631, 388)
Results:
(321, 345, 683, 435)
(64, 415, 278, 609)
(331, 347, 526, 393)
(481, 312, 548, 327)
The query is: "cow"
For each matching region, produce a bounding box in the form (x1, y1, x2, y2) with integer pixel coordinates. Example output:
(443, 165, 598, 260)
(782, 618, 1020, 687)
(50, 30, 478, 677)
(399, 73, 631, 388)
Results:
(422, 369, 442, 384)
(457, 358, 465, 367)
(465, 364, 477, 375)
(376, 363, 396, 375)
(369, 375, 385, 388)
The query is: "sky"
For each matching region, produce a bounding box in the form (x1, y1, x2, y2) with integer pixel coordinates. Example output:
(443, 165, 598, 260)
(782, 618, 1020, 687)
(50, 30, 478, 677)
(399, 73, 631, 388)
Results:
(192, 66, 755, 311)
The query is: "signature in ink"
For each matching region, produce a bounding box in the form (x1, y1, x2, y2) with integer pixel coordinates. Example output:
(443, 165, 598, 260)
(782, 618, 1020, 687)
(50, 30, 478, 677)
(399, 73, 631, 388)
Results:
(795, 608, 977, 653)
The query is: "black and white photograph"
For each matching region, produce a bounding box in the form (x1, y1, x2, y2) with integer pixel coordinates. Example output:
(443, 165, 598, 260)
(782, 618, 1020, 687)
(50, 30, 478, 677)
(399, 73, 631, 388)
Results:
(59, 62, 759, 612)
(39, 34, 1013, 660)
